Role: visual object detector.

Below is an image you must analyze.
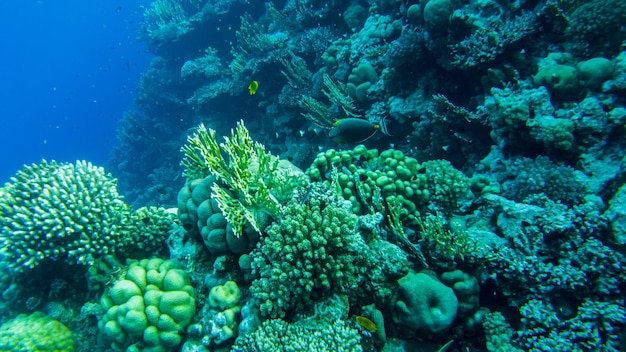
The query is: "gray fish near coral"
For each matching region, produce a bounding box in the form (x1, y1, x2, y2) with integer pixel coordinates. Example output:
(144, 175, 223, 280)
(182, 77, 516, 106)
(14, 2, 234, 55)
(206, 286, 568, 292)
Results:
(328, 117, 390, 144)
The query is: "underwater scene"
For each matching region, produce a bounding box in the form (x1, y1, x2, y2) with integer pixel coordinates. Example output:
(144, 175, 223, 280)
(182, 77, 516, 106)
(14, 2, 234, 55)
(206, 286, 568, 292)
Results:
(1, 0, 626, 351)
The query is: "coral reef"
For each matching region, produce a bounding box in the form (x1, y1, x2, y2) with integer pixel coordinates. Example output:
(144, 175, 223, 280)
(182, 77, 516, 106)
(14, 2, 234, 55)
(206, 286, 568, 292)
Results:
(180, 121, 308, 239)
(3, 0, 625, 350)
(231, 295, 361, 351)
(0, 160, 176, 273)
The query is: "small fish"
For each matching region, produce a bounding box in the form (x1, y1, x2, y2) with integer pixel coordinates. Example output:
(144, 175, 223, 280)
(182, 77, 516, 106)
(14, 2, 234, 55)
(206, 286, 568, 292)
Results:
(141, 217, 150, 225)
(248, 80, 259, 95)
(328, 117, 390, 144)
(355, 315, 378, 332)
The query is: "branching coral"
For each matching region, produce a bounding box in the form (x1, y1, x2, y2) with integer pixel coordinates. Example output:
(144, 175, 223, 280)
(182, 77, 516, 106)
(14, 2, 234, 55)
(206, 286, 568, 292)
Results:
(249, 188, 367, 318)
(0, 160, 131, 272)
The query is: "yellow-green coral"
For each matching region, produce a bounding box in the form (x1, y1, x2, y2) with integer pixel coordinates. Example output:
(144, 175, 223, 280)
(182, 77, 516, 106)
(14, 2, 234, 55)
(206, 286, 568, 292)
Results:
(416, 213, 477, 262)
(232, 316, 362, 351)
(0, 312, 74, 351)
(306, 145, 470, 219)
(181, 121, 308, 238)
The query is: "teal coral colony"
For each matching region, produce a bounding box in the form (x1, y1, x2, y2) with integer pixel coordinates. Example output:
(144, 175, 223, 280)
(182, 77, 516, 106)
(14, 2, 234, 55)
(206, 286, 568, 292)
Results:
(1, 0, 626, 351)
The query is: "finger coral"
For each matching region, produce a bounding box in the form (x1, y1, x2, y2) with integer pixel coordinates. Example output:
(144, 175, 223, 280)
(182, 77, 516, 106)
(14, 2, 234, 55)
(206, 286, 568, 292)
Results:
(249, 187, 367, 318)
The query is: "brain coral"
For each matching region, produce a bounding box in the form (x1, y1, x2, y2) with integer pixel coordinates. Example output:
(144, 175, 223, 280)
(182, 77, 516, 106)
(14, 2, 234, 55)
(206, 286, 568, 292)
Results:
(0, 311, 74, 351)
(0, 160, 131, 272)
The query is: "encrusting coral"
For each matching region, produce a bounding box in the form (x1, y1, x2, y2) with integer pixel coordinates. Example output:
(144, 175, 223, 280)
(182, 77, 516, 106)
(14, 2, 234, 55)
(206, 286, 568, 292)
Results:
(0, 311, 74, 352)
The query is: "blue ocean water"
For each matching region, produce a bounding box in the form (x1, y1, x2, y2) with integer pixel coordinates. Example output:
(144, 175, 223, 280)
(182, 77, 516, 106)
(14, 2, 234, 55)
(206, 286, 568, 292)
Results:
(0, 1, 151, 183)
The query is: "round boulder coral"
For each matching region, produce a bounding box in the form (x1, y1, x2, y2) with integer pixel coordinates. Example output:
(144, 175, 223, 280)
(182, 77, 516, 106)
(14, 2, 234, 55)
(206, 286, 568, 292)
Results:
(391, 272, 458, 335)
(99, 258, 195, 351)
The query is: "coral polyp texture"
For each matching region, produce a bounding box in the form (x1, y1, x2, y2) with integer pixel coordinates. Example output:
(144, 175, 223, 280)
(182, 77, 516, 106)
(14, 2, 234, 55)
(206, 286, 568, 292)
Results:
(0, 311, 74, 352)
(306, 144, 469, 219)
(4, 0, 626, 350)
(0, 160, 131, 272)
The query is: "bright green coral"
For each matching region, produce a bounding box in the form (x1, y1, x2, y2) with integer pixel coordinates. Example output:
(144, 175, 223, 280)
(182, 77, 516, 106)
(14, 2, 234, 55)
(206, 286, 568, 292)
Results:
(0, 160, 131, 272)
(0, 311, 74, 352)
(99, 258, 195, 352)
(180, 121, 308, 239)
(124, 206, 177, 258)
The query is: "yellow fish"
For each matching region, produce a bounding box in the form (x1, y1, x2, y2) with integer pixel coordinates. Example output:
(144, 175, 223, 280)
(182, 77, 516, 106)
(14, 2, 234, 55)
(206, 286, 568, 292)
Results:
(355, 315, 378, 332)
(248, 80, 259, 95)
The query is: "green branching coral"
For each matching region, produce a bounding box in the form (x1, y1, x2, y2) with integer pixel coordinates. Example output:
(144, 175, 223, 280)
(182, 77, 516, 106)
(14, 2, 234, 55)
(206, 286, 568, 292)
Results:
(249, 189, 367, 318)
(0, 160, 131, 272)
(306, 145, 429, 221)
(123, 206, 176, 258)
(233, 296, 361, 351)
(180, 121, 308, 238)
(416, 213, 477, 263)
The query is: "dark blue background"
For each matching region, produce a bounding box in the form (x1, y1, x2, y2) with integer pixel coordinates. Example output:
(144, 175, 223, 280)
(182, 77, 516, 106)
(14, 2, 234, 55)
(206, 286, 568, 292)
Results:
(0, 1, 152, 182)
